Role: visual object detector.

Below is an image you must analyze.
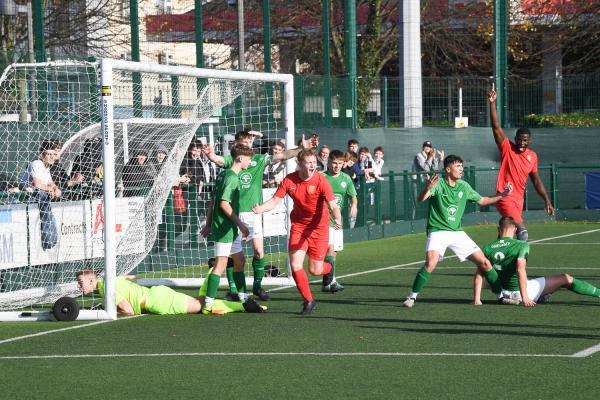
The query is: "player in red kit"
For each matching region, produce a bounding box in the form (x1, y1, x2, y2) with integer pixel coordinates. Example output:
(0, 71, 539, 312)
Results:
(489, 88, 555, 241)
(253, 148, 342, 315)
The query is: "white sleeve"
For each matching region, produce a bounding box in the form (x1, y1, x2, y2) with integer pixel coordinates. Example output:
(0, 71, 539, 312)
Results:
(29, 160, 46, 180)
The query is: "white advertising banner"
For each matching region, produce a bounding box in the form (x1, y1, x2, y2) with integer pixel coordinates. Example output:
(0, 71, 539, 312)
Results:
(29, 201, 90, 266)
(90, 197, 146, 258)
(261, 188, 289, 238)
(0, 205, 29, 270)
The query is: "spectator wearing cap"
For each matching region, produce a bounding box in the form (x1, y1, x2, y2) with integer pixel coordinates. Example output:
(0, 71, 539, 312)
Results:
(121, 148, 154, 196)
(410, 140, 444, 219)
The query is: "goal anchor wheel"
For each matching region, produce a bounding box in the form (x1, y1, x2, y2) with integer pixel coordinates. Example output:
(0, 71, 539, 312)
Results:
(52, 297, 80, 321)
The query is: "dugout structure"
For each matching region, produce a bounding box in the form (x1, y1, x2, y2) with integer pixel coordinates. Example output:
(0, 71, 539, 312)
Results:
(0, 59, 295, 321)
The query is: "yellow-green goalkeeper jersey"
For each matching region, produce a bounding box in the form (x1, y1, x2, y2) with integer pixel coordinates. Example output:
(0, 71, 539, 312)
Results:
(426, 178, 482, 233)
(325, 171, 357, 227)
(223, 153, 270, 212)
(482, 237, 529, 292)
(98, 276, 149, 315)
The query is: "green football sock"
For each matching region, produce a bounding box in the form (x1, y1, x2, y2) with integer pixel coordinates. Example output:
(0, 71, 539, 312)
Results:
(324, 255, 336, 278)
(225, 266, 238, 294)
(484, 268, 502, 294)
(411, 267, 431, 293)
(252, 256, 265, 292)
(569, 278, 600, 297)
(206, 273, 221, 300)
(234, 271, 246, 293)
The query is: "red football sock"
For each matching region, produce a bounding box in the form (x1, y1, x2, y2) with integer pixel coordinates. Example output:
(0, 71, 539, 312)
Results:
(292, 269, 313, 302)
(319, 261, 332, 276)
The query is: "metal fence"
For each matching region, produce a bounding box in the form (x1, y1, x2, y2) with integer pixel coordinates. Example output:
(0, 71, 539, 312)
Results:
(295, 75, 600, 129)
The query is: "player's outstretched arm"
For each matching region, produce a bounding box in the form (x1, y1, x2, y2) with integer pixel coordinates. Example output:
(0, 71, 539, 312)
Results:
(202, 144, 225, 167)
(271, 134, 318, 164)
(252, 196, 281, 215)
(516, 259, 535, 307)
(488, 88, 507, 146)
(417, 174, 439, 202)
(478, 183, 513, 206)
(529, 172, 555, 215)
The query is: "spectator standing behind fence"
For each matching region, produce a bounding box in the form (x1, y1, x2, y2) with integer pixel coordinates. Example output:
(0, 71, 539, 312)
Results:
(410, 141, 444, 219)
(347, 139, 359, 154)
(21, 140, 61, 249)
(263, 141, 286, 188)
(316, 145, 330, 172)
(372, 146, 385, 181)
(121, 149, 155, 196)
(352, 146, 374, 185)
(180, 139, 217, 192)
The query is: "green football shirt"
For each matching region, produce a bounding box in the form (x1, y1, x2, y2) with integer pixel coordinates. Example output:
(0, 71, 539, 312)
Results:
(426, 178, 482, 233)
(482, 237, 529, 291)
(223, 153, 271, 212)
(325, 171, 357, 227)
(210, 169, 241, 243)
(98, 276, 149, 315)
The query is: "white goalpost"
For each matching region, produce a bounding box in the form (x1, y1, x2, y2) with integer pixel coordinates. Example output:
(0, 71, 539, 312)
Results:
(0, 59, 295, 321)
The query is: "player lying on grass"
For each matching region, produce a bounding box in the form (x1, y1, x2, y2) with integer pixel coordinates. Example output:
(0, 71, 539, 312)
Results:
(403, 155, 513, 308)
(76, 270, 266, 315)
(253, 148, 342, 315)
(474, 216, 600, 306)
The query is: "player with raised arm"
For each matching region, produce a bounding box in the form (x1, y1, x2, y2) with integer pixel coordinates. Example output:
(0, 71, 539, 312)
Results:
(203, 129, 317, 301)
(474, 216, 600, 306)
(253, 149, 342, 315)
(323, 150, 358, 292)
(199, 143, 253, 313)
(403, 155, 512, 308)
(76, 270, 265, 315)
(489, 88, 555, 241)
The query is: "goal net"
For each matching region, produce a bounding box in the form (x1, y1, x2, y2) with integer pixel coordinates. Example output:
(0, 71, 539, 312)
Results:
(0, 59, 294, 320)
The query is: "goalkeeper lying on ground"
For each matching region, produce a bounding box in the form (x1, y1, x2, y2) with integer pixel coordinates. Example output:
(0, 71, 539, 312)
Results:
(76, 270, 266, 315)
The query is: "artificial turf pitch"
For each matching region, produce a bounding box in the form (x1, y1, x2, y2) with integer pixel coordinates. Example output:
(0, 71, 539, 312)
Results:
(1, 221, 599, 399)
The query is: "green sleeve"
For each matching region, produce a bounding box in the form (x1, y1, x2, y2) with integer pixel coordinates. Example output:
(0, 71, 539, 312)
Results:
(347, 175, 357, 197)
(219, 174, 239, 203)
(518, 242, 529, 260)
(223, 155, 233, 169)
(465, 182, 483, 202)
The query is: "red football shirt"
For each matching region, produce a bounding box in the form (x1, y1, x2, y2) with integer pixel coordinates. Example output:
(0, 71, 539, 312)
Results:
(496, 138, 538, 199)
(275, 171, 335, 228)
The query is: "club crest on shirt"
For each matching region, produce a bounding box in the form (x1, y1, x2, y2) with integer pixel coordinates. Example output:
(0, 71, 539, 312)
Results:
(341, 181, 347, 188)
(447, 205, 458, 221)
(250, 160, 257, 167)
(240, 172, 252, 188)
(307, 185, 317, 194)
(458, 192, 463, 199)
(526, 155, 531, 162)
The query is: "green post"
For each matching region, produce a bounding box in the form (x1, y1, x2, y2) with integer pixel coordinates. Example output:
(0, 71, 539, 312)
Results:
(32, 0, 45, 62)
(375, 180, 382, 225)
(382, 77, 388, 128)
(164, 192, 176, 251)
(551, 163, 558, 210)
(130, 0, 142, 118)
(322, 0, 332, 127)
(294, 75, 305, 129)
(403, 170, 410, 220)
(195, 0, 204, 68)
(33, 0, 47, 122)
(494, 0, 508, 128)
(389, 171, 396, 222)
(171, 76, 179, 118)
(359, 176, 368, 227)
(343, 0, 357, 129)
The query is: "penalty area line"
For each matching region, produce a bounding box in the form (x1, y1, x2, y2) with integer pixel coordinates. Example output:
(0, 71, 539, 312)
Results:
(0, 315, 144, 346)
(0, 351, 576, 361)
(572, 343, 600, 358)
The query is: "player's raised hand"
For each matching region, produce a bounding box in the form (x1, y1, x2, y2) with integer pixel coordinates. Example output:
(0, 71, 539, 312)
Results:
(201, 143, 213, 155)
(488, 89, 497, 103)
(426, 173, 440, 190)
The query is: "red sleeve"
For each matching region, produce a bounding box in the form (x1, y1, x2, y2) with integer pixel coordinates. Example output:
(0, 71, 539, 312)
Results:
(320, 174, 335, 202)
(274, 176, 290, 198)
(498, 137, 510, 158)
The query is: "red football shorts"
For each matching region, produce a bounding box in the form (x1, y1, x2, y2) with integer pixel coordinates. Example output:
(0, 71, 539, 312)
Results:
(288, 224, 329, 261)
(495, 196, 524, 224)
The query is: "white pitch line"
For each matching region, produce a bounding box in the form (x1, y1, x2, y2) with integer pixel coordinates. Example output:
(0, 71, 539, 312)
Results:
(0, 351, 575, 361)
(572, 343, 600, 358)
(0, 315, 143, 346)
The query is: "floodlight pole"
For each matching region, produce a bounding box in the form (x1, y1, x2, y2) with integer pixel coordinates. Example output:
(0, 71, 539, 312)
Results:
(237, 0, 245, 70)
(494, 0, 508, 128)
